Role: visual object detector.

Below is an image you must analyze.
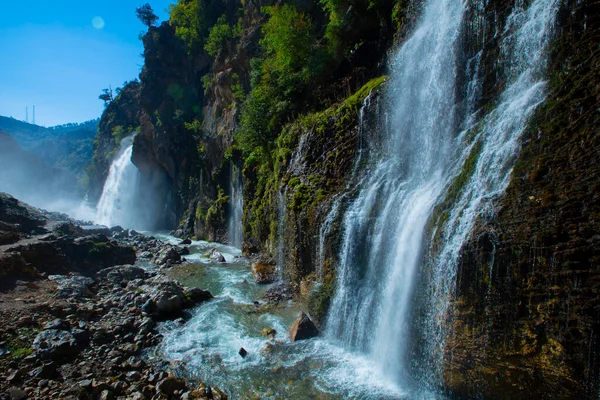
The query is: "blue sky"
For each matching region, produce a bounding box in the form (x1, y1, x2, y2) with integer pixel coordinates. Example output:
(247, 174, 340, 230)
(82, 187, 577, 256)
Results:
(0, 1, 174, 127)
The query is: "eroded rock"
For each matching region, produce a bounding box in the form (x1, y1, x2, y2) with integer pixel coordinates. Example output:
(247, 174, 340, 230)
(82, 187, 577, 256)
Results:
(289, 312, 319, 341)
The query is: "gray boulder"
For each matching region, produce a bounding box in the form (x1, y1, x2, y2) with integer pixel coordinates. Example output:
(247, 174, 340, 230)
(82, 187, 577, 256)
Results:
(33, 329, 80, 359)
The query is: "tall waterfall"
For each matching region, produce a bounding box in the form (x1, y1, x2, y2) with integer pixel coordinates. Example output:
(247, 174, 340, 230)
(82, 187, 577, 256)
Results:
(228, 163, 244, 247)
(95, 137, 141, 229)
(325, 0, 559, 391)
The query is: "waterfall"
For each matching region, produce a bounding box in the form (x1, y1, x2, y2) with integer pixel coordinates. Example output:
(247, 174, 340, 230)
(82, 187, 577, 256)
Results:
(228, 163, 244, 247)
(95, 136, 141, 229)
(325, 0, 559, 391)
(424, 0, 561, 381)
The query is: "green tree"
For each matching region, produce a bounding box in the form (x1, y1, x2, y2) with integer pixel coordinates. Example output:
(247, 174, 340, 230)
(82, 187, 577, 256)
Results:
(204, 15, 234, 57)
(99, 87, 114, 106)
(135, 3, 159, 28)
(169, 0, 226, 53)
(261, 4, 314, 87)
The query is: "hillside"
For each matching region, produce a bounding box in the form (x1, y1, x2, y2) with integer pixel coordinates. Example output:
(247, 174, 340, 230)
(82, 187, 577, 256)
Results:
(0, 116, 98, 179)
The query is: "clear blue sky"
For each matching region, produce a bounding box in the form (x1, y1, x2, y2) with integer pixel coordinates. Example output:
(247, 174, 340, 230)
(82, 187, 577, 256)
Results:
(0, 1, 174, 127)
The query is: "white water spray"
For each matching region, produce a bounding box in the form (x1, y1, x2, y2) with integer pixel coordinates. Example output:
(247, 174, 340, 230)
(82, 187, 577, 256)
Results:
(95, 137, 141, 229)
(228, 163, 244, 248)
(326, 0, 560, 391)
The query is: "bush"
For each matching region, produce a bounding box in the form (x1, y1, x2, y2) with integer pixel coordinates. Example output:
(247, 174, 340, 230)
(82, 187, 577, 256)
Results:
(204, 15, 235, 57)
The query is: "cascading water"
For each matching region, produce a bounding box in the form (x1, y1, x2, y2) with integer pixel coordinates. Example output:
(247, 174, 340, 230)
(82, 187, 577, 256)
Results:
(228, 163, 244, 248)
(95, 136, 141, 229)
(326, 0, 466, 387)
(326, 0, 559, 392)
(424, 0, 561, 380)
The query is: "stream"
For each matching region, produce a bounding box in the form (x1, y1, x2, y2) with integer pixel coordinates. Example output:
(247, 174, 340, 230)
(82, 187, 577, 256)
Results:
(150, 234, 437, 399)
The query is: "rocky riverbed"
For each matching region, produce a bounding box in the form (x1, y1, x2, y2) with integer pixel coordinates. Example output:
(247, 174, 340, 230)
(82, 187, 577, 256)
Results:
(0, 193, 227, 400)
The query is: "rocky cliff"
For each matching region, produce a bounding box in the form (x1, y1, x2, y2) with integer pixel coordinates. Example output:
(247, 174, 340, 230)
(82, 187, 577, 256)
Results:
(441, 1, 600, 398)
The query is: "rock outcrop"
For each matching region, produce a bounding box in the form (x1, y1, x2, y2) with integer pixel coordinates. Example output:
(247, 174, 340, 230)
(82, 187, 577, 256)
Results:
(288, 312, 319, 341)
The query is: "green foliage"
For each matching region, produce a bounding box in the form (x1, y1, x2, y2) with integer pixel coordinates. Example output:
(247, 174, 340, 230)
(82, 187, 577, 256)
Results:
(136, 3, 159, 28)
(307, 274, 336, 324)
(169, 0, 204, 52)
(205, 187, 230, 228)
(99, 87, 114, 105)
(236, 84, 288, 158)
(261, 4, 315, 88)
(201, 74, 215, 94)
(204, 15, 235, 57)
(111, 125, 131, 145)
(169, 0, 228, 53)
(184, 119, 202, 133)
(291, 183, 312, 212)
(231, 73, 245, 102)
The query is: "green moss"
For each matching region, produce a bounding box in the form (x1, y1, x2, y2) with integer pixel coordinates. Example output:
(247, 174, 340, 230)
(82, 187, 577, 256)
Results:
(345, 76, 387, 108)
(5, 327, 40, 360)
(430, 140, 483, 243)
(291, 184, 312, 212)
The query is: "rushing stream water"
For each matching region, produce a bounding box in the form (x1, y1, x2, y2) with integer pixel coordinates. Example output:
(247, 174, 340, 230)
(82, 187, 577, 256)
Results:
(157, 234, 430, 399)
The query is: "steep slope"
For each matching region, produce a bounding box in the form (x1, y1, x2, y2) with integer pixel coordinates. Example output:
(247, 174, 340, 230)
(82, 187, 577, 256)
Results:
(443, 2, 600, 397)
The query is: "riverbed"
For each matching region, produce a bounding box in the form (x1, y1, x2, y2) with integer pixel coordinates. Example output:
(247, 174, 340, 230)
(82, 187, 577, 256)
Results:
(148, 234, 438, 399)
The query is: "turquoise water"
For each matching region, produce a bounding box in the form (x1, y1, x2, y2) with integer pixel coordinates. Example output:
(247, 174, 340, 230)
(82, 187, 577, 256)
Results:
(151, 235, 434, 399)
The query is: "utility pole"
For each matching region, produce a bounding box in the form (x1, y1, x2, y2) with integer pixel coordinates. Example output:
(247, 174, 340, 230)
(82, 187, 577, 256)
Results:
(32, 105, 35, 125)
(26, 107, 28, 123)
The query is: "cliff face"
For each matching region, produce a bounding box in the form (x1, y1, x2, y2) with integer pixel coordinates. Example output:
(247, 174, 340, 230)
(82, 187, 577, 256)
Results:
(441, 1, 600, 398)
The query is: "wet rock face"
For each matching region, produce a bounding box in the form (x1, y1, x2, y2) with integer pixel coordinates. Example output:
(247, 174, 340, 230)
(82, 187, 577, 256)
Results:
(251, 261, 277, 284)
(289, 312, 319, 341)
(442, 2, 600, 398)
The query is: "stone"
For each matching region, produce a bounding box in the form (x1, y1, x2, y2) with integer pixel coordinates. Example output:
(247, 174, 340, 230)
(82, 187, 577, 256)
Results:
(288, 312, 319, 341)
(181, 238, 192, 245)
(155, 294, 183, 315)
(126, 371, 142, 381)
(209, 250, 226, 263)
(109, 225, 124, 233)
(80, 225, 110, 235)
(184, 288, 213, 304)
(6, 368, 25, 383)
(156, 376, 186, 396)
(32, 329, 80, 359)
(261, 328, 277, 338)
(251, 261, 277, 284)
(78, 379, 93, 390)
(29, 362, 57, 379)
(238, 347, 248, 358)
(43, 319, 69, 331)
(158, 247, 181, 265)
(7, 387, 27, 400)
(98, 390, 114, 400)
(97, 265, 147, 284)
(49, 275, 94, 299)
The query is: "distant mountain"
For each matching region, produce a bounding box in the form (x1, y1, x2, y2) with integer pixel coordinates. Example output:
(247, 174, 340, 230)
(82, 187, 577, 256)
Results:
(0, 116, 98, 178)
(0, 130, 80, 209)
